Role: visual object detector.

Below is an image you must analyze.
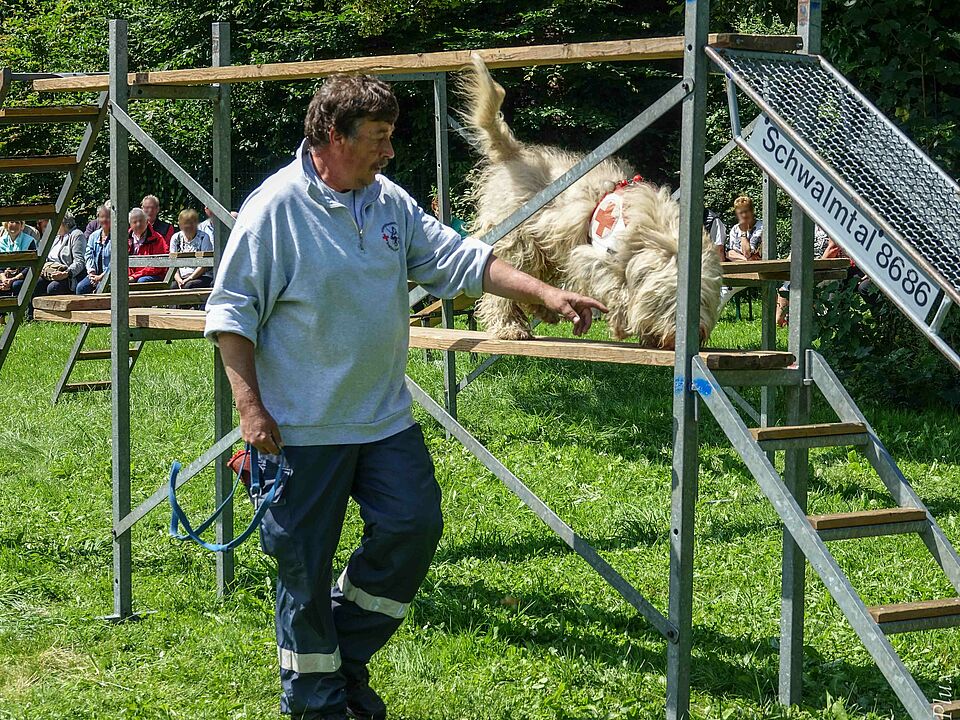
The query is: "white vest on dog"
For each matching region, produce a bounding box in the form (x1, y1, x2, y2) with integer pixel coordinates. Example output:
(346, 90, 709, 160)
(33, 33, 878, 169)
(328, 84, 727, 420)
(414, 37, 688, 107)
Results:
(590, 191, 624, 255)
(589, 175, 643, 255)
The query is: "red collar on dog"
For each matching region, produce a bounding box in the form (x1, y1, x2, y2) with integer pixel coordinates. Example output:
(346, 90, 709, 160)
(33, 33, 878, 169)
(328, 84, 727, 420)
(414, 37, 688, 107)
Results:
(589, 174, 644, 254)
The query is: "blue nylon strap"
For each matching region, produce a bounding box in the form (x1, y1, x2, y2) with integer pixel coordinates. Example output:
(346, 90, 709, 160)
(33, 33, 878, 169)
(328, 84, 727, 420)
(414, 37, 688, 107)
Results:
(168, 445, 288, 553)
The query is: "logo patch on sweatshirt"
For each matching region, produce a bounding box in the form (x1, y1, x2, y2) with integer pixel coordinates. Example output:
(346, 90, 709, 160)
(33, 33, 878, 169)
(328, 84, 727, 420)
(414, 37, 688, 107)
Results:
(381, 222, 400, 251)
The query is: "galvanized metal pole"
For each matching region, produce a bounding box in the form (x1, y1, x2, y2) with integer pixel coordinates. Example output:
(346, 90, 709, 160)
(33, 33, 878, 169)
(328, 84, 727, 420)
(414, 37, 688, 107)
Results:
(433, 72, 458, 421)
(779, 0, 821, 703)
(667, 0, 710, 717)
(760, 173, 778, 451)
(109, 18, 133, 620)
(212, 21, 235, 595)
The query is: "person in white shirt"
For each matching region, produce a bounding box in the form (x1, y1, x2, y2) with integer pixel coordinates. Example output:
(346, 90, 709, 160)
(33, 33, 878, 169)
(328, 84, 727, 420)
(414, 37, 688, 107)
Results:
(722, 195, 763, 262)
(169, 208, 214, 289)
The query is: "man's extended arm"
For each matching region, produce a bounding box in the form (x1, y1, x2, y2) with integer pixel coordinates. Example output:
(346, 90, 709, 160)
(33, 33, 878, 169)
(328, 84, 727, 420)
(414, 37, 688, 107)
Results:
(482, 256, 608, 336)
(218, 332, 283, 454)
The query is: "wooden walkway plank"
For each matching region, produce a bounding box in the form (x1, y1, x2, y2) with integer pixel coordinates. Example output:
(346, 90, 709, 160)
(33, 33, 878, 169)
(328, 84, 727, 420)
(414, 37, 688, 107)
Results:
(34, 34, 801, 92)
(33, 289, 211, 312)
(32, 307, 797, 370)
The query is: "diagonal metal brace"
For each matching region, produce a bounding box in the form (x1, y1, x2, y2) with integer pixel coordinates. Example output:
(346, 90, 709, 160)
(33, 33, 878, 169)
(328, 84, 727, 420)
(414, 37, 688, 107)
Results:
(110, 103, 236, 230)
(407, 375, 679, 642)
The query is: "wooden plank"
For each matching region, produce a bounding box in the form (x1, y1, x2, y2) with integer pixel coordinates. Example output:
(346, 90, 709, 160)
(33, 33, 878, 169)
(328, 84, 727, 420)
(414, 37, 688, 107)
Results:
(410, 294, 475, 325)
(62, 380, 111, 393)
(32, 307, 796, 370)
(130, 281, 171, 291)
(169, 251, 214, 259)
(934, 700, 960, 717)
(0, 203, 56, 221)
(721, 259, 850, 275)
(34, 34, 800, 92)
(808, 508, 927, 531)
(750, 422, 867, 442)
(0, 297, 19, 311)
(868, 597, 960, 624)
(0, 154, 78, 174)
(32, 289, 211, 312)
(0, 251, 40, 266)
(723, 270, 847, 284)
(0, 105, 100, 124)
(77, 348, 138, 361)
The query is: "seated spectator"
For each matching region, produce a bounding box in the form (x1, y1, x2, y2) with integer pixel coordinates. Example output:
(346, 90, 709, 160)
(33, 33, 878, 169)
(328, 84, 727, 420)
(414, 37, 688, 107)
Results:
(128, 207, 169, 284)
(76, 205, 112, 294)
(169, 209, 213, 289)
(724, 195, 763, 262)
(776, 226, 849, 327)
(0, 220, 38, 300)
(36, 212, 86, 296)
(142, 194, 175, 242)
(197, 206, 238, 246)
(83, 199, 112, 239)
(704, 207, 727, 263)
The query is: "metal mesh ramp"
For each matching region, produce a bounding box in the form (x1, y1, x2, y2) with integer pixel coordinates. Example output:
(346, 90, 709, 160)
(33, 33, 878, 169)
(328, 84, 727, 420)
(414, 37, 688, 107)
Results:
(709, 48, 960, 305)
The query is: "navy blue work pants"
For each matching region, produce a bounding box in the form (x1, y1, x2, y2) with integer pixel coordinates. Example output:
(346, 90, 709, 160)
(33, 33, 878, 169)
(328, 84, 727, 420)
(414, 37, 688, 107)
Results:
(258, 423, 443, 717)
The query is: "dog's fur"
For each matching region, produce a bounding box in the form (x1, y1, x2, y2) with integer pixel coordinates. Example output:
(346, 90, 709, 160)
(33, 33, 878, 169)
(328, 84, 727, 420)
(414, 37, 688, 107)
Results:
(459, 56, 723, 347)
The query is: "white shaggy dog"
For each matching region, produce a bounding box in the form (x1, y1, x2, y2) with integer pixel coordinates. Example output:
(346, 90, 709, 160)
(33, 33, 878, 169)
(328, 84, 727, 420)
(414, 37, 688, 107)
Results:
(460, 56, 723, 348)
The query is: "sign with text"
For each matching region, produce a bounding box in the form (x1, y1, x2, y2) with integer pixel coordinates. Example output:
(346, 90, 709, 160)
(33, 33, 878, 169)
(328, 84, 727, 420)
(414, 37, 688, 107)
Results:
(742, 115, 940, 325)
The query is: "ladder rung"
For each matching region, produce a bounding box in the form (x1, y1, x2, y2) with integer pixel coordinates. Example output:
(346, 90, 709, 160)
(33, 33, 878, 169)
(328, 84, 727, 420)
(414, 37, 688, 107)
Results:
(0, 297, 20, 311)
(750, 422, 869, 449)
(869, 598, 960, 634)
(0, 203, 57, 221)
(0, 105, 100, 125)
(809, 508, 927, 530)
(811, 508, 929, 541)
(77, 348, 138, 361)
(62, 381, 111, 393)
(0, 154, 78, 174)
(0, 251, 40, 266)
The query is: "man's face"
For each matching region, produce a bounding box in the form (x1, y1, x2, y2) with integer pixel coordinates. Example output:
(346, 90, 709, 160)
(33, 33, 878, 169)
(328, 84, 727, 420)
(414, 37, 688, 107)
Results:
(142, 198, 159, 223)
(6, 221, 23, 236)
(331, 119, 395, 189)
(130, 216, 147, 236)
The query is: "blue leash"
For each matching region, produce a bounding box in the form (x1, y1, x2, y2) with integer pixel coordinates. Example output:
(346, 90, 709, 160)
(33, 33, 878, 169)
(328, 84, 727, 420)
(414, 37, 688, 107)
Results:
(168, 446, 287, 552)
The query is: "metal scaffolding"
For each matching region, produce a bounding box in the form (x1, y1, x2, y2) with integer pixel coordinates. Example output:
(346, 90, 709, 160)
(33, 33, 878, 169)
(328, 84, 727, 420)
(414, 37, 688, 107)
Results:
(10, 0, 960, 717)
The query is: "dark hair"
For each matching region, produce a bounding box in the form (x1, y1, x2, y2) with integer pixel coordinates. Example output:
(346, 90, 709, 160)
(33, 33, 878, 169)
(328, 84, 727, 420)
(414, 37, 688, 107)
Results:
(304, 75, 399, 148)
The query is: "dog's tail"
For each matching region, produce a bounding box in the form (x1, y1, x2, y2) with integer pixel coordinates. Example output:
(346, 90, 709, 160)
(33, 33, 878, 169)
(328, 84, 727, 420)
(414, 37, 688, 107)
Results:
(459, 53, 522, 163)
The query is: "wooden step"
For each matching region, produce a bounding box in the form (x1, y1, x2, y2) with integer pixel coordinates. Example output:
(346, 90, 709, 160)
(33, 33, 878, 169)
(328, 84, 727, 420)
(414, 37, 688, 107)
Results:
(0, 105, 100, 125)
(0, 251, 40, 266)
(750, 422, 869, 449)
(0, 203, 57, 221)
(77, 348, 139, 361)
(62, 381, 111, 393)
(0, 154, 78, 174)
(809, 508, 927, 531)
(0, 297, 20, 311)
(934, 699, 960, 718)
(809, 508, 928, 540)
(869, 598, 960, 633)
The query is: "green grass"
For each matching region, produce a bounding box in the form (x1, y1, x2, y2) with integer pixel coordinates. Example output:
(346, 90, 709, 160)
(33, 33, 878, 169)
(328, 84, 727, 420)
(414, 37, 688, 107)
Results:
(1, 306, 959, 719)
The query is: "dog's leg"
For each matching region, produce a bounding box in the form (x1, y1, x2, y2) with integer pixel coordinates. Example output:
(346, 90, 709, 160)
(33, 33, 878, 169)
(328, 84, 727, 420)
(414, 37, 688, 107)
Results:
(474, 238, 542, 340)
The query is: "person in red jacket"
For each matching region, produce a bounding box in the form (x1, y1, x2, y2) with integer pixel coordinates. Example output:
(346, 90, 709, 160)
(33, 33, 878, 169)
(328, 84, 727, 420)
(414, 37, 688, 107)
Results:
(128, 207, 169, 283)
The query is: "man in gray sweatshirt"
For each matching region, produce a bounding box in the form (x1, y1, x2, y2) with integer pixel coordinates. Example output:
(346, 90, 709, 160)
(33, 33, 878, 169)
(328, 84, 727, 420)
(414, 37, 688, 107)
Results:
(205, 74, 605, 720)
